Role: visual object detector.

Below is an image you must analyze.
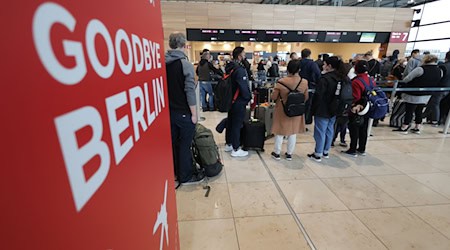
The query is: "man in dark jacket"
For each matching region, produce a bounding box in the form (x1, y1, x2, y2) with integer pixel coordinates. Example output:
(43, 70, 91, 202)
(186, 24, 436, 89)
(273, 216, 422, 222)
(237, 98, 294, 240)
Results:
(300, 48, 321, 125)
(224, 47, 252, 157)
(166, 32, 204, 185)
(364, 51, 381, 78)
(423, 51, 450, 125)
(196, 51, 223, 111)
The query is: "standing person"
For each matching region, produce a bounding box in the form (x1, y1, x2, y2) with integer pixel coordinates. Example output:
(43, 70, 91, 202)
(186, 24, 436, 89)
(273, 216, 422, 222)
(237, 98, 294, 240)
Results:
(265, 56, 273, 74)
(391, 58, 407, 80)
(308, 56, 347, 162)
(315, 54, 324, 71)
(300, 48, 322, 125)
(267, 56, 280, 78)
(270, 59, 309, 161)
(224, 47, 252, 157)
(403, 49, 421, 76)
(165, 32, 203, 184)
(364, 51, 381, 78)
(391, 49, 400, 66)
(257, 58, 267, 82)
(423, 51, 450, 126)
(393, 54, 443, 134)
(343, 60, 373, 157)
(290, 52, 299, 60)
(196, 51, 223, 111)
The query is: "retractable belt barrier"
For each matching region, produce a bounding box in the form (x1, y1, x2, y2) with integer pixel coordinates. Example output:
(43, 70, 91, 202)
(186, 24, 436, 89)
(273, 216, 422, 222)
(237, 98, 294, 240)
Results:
(196, 80, 450, 135)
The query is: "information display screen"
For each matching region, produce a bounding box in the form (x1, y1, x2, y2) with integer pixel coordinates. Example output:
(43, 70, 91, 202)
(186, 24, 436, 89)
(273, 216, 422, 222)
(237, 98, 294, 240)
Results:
(302, 31, 319, 42)
(238, 30, 264, 41)
(374, 32, 390, 43)
(281, 31, 301, 42)
(360, 32, 376, 42)
(218, 29, 237, 41)
(325, 32, 341, 42)
(265, 30, 282, 42)
(186, 29, 391, 44)
(201, 29, 219, 41)
(339, 32, 362, 43)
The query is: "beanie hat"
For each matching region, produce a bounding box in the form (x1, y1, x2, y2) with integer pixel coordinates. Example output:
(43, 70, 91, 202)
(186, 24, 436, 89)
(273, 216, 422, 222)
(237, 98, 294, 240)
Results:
(355, 60, 369, 74)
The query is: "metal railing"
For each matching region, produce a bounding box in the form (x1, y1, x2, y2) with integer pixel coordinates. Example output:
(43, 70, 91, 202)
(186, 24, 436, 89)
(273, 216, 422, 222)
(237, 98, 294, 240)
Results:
(197, 79, 450, 135)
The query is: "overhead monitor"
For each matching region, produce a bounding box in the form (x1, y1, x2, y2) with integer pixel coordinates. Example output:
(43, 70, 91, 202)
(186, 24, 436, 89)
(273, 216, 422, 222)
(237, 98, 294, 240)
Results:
(339, 32, 362, 43)
(238, 30, 262, 41)
(302, 31, 319, 42)
(359, 32, 376, 43)
(281, 31, 300, 42)
(325, 32, 341, 42)
(265, 30, 282, 42)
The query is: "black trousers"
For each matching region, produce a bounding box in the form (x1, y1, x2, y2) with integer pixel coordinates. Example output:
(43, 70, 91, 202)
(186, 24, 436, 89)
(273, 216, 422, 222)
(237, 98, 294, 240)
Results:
(170, 112, 196, 183)
(404, 103, 425, 125)
(225, 103, 246, 150)
(348, 115, 369, 153)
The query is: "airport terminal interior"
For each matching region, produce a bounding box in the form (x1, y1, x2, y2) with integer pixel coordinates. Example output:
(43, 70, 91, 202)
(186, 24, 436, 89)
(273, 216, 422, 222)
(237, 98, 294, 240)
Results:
(164, 0, 450, 249)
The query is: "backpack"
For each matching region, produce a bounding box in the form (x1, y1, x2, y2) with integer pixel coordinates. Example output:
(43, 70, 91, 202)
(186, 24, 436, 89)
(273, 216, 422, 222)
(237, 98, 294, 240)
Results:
(215, 69, 240, 112)
(277, 79, 306, 117)
(268, 63, 280, 77)
(192, 124, 223, 177)
(358, 77, 389, 119)
(329, 78, 353, 116)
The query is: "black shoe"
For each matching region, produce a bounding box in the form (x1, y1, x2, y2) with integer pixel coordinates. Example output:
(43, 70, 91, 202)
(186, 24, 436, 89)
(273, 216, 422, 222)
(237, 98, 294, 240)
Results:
(271, 152, 281, 160)
(410, 128, 421, 134)
(181, 172, 205, 186)
(393, 125, 410, 134)
(307, 153, 322, 162)
(285, 153, 292, 161)
(342, 150, 357, 157)
(323, 153, 329, 159)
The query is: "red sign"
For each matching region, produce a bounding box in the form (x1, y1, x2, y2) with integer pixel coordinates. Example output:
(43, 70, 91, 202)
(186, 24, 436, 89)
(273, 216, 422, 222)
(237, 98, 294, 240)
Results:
(2, 1, 179, 249)
(389, 32, 409, 43)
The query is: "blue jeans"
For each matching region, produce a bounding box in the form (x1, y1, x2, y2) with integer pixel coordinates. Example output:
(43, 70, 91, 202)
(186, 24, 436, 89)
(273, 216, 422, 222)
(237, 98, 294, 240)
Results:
(170, 112, 196, 183)
(200, 82, 214, 109)
(257, 70, 266, 82)
(314, 116, 336, 156)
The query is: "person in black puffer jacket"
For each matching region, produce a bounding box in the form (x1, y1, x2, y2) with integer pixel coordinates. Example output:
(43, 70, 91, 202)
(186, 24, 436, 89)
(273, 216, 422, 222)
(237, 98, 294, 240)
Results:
(308, 56, 348, 162)
(393, 54, 443, 134)
(423, 51, 450, 125)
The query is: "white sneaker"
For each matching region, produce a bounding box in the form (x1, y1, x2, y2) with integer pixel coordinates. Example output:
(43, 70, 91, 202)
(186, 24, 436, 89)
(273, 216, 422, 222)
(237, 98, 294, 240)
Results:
(224, 144, 233, 152)
(231, 148, 249, 157)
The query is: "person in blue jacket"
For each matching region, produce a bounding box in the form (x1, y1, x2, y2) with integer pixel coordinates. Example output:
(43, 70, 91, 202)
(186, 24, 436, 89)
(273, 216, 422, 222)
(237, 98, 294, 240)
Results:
(224, 47, 252, 157)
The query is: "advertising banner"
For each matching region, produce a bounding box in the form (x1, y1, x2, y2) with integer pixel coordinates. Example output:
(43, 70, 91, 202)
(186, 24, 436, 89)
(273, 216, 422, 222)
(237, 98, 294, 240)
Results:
(1, 0, 179, 249)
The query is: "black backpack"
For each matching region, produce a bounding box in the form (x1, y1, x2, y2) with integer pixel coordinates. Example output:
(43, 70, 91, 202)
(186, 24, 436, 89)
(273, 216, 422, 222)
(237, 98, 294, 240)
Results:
(268, 63, 280, 77)
(215, 69, 239, 112)
(277, 79, 306, 117)
(329, 78, 353, 116)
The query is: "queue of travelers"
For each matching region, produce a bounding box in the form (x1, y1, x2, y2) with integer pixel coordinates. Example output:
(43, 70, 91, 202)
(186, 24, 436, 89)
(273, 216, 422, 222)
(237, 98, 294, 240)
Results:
(166, 32, 449, 180)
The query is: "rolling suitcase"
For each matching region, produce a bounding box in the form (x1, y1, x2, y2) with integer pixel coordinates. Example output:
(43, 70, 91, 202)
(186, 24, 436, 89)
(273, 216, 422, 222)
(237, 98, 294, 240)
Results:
(389, 98, 407, 127)
(241, 120, 265, 151)
(254, 105, 274, 137)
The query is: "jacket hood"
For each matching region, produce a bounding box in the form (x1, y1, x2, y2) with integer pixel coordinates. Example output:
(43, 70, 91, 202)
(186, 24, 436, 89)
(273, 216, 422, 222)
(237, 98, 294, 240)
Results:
(165, 50, 188, 64)
(225, 61, 240, 74)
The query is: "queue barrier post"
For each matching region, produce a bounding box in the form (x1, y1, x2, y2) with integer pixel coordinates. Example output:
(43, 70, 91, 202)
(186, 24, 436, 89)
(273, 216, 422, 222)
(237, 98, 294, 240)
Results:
(196, 81, 205, 122)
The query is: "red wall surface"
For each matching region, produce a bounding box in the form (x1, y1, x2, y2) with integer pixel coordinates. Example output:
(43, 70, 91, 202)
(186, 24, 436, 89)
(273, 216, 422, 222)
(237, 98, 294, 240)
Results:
(1, 1, 179, 249)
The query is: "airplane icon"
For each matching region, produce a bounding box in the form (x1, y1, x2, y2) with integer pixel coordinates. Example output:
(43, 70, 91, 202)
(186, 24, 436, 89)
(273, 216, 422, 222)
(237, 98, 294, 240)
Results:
(153, 180, 169, 250)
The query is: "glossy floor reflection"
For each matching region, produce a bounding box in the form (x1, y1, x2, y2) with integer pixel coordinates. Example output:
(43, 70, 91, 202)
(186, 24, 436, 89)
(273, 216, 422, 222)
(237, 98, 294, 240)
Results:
(177, 111, 450, 250)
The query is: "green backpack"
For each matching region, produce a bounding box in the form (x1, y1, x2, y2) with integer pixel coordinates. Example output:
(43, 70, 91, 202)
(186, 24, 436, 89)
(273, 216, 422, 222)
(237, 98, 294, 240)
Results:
(192, 124, 223, 177)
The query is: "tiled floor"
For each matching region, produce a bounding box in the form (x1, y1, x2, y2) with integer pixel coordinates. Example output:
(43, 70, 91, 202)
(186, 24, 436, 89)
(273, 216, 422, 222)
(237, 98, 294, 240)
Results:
(176, 111, 450, 250)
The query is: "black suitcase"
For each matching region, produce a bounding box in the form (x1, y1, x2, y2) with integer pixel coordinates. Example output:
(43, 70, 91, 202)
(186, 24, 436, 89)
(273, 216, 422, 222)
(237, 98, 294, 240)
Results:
(241, 120, 265, 151)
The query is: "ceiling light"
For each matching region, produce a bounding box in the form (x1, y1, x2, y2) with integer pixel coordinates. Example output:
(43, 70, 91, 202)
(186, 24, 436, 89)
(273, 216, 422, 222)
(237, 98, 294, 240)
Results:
(357, 0, 364, 2)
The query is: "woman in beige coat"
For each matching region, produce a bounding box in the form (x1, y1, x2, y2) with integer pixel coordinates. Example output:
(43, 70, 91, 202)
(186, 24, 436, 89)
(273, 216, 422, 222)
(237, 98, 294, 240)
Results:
(270, 59, 309, 160)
